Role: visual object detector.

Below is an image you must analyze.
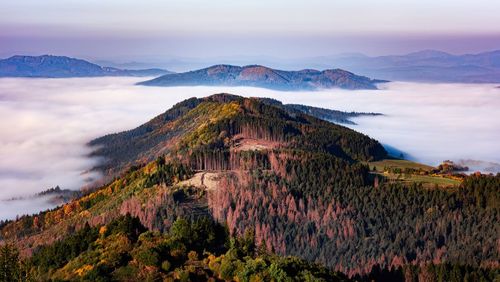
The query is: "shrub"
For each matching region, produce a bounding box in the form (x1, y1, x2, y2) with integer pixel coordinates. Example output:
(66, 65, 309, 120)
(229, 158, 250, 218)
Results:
(187, 250, 198, 261)
(134, 247, 159, 267)
(161, 260, 171, 272)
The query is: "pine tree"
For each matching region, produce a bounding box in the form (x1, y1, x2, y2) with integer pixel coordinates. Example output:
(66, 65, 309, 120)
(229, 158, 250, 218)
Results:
(0, 243, 20, 282)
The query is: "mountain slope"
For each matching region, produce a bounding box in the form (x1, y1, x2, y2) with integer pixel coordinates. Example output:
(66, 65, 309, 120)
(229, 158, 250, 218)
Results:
(2, 214, 353, 281)
(0, 55, 172, 78)
(1, 93, 386, 249)
(1, 94, 498, 280)
(138, 64, 387, 90)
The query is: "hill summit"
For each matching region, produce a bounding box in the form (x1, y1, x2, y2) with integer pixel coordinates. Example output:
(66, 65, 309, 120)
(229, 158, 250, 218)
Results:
(89, 93, 386, 176)
(138, 64, 386, 90)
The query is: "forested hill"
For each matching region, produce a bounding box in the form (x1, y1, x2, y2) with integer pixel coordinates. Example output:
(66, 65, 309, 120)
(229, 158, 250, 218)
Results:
(137, 64, 387, 90)
(0, 93, 498, 281)
(89, 93, 387, 176)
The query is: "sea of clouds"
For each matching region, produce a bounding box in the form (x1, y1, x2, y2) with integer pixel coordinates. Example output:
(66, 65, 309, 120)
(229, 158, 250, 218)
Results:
(0, 77, 499, 219)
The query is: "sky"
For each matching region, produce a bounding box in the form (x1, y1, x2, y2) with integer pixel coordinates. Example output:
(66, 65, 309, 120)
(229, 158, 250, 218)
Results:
(1, 0, 500, 61)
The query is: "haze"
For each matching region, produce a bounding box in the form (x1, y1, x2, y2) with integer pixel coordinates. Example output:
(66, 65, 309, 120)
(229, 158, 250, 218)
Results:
(1, 77, 499, 219)
(2, 0, 500, 60)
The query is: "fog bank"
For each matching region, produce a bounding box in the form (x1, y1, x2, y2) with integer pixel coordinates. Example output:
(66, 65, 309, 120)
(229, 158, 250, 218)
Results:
(0, 77, 499, 219)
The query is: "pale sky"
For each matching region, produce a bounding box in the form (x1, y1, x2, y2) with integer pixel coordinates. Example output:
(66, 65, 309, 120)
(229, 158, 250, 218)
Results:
(1, 0, 499, 59)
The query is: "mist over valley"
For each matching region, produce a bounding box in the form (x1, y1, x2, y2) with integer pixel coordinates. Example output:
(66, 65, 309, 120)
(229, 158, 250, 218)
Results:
(1, 77, 499, 219)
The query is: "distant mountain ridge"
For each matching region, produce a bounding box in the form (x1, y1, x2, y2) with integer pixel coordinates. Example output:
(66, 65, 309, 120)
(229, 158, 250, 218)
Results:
(322, 49, 500, 83)
(138, 64, 387, 90)
(0, 55, 172, 78)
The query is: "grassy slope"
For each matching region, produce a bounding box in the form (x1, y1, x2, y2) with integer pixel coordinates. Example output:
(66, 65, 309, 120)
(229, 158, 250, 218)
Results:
(369, 159, 462, 188)
(369, 159, 435, 172)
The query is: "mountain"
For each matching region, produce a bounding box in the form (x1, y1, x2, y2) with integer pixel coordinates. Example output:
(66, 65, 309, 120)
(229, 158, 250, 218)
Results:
(138, 64, 387, 90)
(319, 49, 500, 83)
(0, 55, 173, 78)
(99, 49, 500, 84)
(88, 95, 384, 176)
(1, 94, 498, 281)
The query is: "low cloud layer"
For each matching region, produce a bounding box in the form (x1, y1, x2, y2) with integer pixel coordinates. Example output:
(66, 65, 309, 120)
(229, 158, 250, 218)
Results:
(0, 77, 499, 219)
